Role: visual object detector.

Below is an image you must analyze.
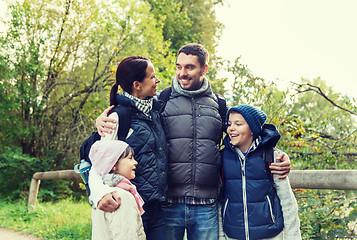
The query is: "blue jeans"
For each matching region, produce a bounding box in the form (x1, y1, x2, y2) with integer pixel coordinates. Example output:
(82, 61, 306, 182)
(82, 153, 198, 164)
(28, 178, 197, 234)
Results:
(142, 201, 168, 240)
(162, 202, 218, 240)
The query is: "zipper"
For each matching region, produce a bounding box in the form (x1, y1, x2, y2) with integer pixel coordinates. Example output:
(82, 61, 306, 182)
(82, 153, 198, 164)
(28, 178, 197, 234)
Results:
(191, 98, 197, 194)
(223, 199, 229, 225)
(198, 104, 219, 111)
(266, 195, 276, 223)
(198, 104, 220, 120)
(241, 156, 249, 240)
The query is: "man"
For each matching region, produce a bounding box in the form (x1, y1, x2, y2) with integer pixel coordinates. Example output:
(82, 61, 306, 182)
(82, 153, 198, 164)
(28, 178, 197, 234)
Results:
(95, 43, 291, 240)
(159, 44, 224, 239)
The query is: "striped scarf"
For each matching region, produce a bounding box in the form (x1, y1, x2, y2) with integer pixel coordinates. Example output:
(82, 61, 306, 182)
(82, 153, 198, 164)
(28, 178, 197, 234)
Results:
(123, 91, 153, 119)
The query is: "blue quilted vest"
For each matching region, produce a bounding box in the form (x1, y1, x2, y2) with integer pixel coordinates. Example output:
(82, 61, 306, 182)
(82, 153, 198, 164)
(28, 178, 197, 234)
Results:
(115, 94, 168, 203)
(222, 124, 284, 240)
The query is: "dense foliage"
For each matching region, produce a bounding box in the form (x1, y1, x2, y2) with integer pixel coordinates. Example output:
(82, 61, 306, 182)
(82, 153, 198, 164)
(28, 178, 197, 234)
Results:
(0, 0, 356, 238)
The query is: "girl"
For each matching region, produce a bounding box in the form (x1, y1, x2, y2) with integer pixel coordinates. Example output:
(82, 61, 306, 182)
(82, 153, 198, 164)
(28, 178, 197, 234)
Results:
(90, 140, 145, 240)
(221, 105, 301, 240)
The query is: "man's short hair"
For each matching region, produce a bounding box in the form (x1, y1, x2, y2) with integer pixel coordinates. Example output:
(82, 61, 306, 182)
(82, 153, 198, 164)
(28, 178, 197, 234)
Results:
(178, 43, 209, 67)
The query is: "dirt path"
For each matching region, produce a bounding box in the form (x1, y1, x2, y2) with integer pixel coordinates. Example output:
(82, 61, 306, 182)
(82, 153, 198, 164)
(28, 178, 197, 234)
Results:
(0, 228, 41, 240)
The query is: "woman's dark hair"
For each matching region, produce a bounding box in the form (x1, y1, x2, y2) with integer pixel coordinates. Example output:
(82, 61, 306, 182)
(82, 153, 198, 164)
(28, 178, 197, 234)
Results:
(110, 56, 151, 105)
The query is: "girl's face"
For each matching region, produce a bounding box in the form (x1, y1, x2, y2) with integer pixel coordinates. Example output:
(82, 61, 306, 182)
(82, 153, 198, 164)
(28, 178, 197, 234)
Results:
(114, 153, 138, 180)
(227, 111, 253, 153)
(136, 62, 160, 99)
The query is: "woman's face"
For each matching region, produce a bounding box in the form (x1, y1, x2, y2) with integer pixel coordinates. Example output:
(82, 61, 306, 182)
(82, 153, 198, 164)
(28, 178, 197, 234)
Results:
(136, 62, 160, 99)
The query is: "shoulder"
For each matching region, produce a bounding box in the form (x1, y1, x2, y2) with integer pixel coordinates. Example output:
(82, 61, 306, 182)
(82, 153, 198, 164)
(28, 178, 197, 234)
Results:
(158, 87, 172, 101)
(109, 105, 133, 119)
(108, 112, 119, 120)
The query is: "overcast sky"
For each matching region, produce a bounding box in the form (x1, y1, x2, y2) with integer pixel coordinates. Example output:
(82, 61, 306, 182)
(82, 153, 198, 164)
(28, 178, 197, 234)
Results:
(215, 0, 357, 99)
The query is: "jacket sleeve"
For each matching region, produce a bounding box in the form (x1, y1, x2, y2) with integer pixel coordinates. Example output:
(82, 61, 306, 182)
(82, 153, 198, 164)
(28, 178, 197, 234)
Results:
(102, 112, 119, 141)
(92, 188, 146, 240)
(273, 149, 302, 239)
(88, 113, 119, 208)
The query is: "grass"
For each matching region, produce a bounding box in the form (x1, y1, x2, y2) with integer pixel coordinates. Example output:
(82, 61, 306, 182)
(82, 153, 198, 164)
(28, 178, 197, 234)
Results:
(0, 197, 189, 240)
(0, 198, 91, 239)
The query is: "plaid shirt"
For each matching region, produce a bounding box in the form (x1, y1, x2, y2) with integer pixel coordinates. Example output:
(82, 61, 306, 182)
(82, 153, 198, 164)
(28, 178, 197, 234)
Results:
(167, 196, 216, 205)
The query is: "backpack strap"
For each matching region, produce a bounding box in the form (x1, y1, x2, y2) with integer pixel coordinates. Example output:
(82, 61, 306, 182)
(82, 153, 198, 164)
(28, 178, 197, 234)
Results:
(215, 93, 227, 133)
(159, 87, 172, 104)
(263, 146, 274, 180)
(109, 105, 132, 140)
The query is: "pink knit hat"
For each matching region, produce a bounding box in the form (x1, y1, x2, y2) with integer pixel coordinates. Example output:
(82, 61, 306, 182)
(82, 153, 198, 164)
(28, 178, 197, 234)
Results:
(89, 140, 129, 176)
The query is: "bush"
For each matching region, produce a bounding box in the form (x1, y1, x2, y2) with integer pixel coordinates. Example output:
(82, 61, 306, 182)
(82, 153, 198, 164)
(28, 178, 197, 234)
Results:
(0, 147, 86, 201)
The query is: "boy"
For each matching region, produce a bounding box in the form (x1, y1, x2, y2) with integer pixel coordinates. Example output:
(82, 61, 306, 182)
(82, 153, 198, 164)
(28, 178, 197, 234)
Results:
(221, 105, 301, 240)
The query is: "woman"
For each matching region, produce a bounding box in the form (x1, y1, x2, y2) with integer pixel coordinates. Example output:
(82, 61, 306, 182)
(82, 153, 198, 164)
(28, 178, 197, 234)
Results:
(89, 56, 168, 240)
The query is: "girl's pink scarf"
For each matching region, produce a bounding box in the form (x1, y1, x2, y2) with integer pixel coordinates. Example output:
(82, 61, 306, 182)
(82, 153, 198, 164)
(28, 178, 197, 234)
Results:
(115, 178, 145, 215)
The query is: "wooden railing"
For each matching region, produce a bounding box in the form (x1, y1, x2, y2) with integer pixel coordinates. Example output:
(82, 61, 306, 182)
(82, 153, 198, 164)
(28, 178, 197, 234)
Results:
(27, 169, 357, 211)
(289, 170, 357, 190)
(28, 170, 81, 212)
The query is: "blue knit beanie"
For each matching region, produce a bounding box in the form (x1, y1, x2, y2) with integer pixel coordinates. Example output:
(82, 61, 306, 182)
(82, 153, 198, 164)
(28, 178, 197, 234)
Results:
(227, 105, 267, 140)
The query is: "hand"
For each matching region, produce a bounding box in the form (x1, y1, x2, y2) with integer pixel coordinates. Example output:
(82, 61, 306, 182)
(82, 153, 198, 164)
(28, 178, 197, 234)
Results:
(97, 192, 121, 212)
(269, 152, 291, 179)
(95, 105, 116, 137)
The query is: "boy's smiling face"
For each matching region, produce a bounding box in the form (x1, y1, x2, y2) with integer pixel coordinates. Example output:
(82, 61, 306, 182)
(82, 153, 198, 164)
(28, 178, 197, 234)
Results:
(227, 111, 254, 153)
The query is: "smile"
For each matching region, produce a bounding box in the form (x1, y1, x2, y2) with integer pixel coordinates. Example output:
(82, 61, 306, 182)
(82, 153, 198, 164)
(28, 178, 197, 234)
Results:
(180, 79, 192, 85)
(179, 77, 192, 81)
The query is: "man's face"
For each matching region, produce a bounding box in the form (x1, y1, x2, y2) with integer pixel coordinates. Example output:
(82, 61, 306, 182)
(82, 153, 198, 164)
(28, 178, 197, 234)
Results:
(176, 53, 208, 90)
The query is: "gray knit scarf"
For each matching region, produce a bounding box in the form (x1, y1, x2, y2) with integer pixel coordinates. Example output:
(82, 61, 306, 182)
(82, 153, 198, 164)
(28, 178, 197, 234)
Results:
(123, 91, 153, 119)
(102, 174, 124, 187)
(172, 76, 209, 97)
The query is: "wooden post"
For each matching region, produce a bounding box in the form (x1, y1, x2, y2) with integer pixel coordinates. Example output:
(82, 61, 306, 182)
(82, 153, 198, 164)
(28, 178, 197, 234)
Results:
(27, 178, 41, 212)
(27, 170, 81, 211)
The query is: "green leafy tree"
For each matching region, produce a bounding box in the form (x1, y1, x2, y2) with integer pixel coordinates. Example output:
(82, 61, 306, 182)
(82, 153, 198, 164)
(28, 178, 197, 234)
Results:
(144, 0, 226, 93)
(0, 0, 225, 199)
(0, 0, 174, 173)
(145, 0, 223, 54)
